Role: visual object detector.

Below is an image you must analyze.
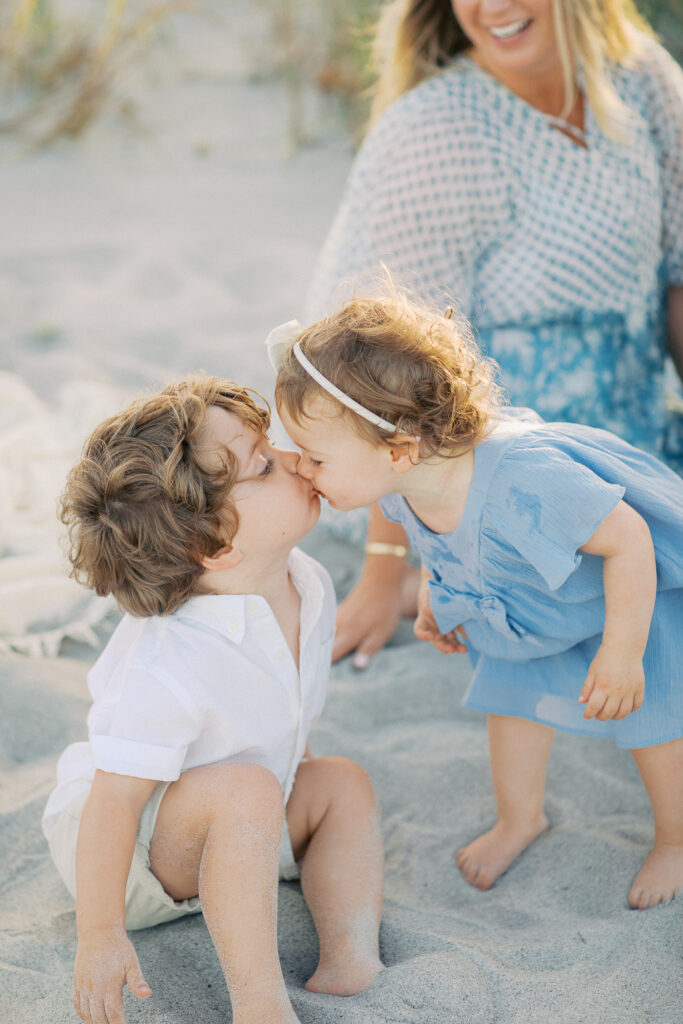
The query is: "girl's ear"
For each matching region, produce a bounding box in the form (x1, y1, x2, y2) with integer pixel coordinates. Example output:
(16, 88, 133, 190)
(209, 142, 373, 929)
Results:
(200, 545, 243, 573)
(389, 434, 420, 474)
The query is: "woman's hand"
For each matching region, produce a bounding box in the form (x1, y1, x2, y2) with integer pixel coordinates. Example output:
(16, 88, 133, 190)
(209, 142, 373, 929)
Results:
(578, 644, 645, 721)
(73, 926, 151, 1024)
(333, 567, 404, 669)
(333, 503, 417, 669)
(413, 569, 468, 654)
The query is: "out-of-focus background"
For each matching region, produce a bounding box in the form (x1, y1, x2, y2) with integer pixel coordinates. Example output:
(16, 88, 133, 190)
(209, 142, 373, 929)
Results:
(1, 4, 682, 1024)
(1, 0, 680, 656)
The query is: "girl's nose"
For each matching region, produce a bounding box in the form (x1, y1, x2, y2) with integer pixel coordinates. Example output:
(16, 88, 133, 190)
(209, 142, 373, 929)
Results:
(296, 453, 313, 480)
(281, 447, 304, 475)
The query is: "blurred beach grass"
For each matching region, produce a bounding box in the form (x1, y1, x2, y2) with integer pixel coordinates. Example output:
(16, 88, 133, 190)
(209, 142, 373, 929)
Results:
(0, 0, 680, 147)
(0, 0, 192, 143)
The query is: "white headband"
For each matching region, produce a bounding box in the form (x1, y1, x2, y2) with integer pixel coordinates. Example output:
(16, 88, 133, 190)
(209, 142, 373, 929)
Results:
(265, 320, 400, 434)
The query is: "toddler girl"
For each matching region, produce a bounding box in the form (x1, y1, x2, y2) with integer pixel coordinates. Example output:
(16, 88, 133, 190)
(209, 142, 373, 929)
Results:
(268, 292, 683, 911)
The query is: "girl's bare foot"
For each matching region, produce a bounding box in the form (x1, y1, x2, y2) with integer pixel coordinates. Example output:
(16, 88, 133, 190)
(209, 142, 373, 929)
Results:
(628, 844, 683, 909)
(455, 814, 549, 890)
(305, 950, 383, 996)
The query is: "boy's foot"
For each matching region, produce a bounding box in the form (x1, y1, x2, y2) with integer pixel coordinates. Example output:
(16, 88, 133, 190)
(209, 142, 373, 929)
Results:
(455, 815, 549, 891)
(305, 952, 383, 996)
(628, 844, 683, 909)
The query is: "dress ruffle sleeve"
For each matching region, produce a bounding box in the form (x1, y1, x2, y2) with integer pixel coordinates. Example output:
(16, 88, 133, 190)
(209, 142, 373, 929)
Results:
(484, 445, 625, 592)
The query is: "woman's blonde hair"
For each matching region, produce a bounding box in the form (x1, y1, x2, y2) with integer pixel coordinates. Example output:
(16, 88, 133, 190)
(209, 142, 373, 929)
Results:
(60, 376, 269, 617)
(275, 289, 500, 459)
(369, 0, 654, 136)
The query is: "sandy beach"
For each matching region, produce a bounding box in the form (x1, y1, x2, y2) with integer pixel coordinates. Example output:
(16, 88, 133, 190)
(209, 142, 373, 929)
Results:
(1, 5, 681, 1023)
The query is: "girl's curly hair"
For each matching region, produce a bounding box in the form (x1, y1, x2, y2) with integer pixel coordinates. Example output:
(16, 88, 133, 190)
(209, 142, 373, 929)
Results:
(276, 287, 500, 459)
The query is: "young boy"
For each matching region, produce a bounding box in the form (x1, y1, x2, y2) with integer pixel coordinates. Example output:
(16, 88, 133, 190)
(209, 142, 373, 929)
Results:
(41, 376, 384, 1024)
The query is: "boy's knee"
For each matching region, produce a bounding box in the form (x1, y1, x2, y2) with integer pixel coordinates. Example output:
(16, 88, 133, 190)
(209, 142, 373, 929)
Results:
(316, 756, 376, 807)
(187, 761, 284, 825)
(223, 762, 284, 818)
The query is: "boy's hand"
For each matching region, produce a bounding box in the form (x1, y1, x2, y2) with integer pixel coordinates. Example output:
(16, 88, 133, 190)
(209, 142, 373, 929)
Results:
(414, 573, 468, 654)
(73, 927, 151, 1024)
(578, 644, 645, 721)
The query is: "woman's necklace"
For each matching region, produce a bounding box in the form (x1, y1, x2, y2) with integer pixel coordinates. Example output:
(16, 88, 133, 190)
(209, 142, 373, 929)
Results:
(544, 113, 587, 145)
(462, 52, 588, 147)
(544, 88, 587, 145)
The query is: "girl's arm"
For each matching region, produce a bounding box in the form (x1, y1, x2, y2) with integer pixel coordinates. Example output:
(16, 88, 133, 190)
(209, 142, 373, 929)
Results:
(73, 769, 157, 1024)
(577, 501, 656, 721)
(414, 564, 468, 654)
(332, 502, 410, 668)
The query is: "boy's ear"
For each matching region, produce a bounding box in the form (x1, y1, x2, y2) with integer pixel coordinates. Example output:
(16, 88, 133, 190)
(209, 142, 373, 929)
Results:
(200, 545, 242, 573)
(389, 434, 420, 474)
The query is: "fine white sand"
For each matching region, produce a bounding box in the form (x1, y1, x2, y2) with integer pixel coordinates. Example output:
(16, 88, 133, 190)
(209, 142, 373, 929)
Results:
(1, 6, 681, 1023)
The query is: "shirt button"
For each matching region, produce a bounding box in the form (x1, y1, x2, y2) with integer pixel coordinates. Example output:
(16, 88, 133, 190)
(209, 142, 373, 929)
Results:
(246, 598, 261, 613)
(275, 648, 286, 661)
(227, 621, 239, 635)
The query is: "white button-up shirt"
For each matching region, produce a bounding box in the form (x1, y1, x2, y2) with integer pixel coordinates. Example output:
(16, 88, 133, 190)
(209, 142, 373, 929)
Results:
(42, 548, 335, 839)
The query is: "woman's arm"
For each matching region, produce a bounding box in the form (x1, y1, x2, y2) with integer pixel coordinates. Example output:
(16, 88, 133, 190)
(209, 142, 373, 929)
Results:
(577, 501, 656, 721)
(332, 503, 412, 668)
(668, 286, 683, 382)
(73, 770, 157, 1024)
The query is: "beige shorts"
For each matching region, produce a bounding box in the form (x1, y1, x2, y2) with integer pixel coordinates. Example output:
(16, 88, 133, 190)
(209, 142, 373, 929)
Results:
(48, 781, 301, 931)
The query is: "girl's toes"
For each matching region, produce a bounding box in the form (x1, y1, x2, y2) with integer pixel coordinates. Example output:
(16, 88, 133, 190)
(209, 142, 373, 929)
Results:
(472, 867, 495, 891)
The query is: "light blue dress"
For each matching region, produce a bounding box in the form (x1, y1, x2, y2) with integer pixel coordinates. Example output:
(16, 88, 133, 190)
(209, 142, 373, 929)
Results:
(307, 38, 683, 471)
(379, 412, 683, 749)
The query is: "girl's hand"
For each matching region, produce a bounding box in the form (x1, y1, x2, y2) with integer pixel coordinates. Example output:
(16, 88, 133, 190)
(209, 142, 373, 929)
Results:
(73, 926, 151, 1024)
(578, 644, 645, 721)
(414, 572, 468, 654)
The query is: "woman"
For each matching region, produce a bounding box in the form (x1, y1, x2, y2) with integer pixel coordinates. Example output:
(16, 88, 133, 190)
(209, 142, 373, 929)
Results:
(305, 0, 683, 668)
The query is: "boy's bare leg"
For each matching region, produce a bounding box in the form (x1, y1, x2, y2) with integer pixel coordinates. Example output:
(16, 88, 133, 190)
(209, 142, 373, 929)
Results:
(456, 714, 553, 890)
(148, 762, 300, 1024)
(629, 737, 683, 909)
(286, 756, 383, 996)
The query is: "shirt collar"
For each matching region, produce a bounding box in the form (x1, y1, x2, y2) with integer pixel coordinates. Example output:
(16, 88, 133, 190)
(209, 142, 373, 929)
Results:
(174, 547, 324, 644)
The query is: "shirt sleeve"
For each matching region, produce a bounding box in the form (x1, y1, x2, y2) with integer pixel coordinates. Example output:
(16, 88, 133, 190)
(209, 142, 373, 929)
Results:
(305, 77, 513, 319)
(89, 668, 202, 781)
(485, 444, 625, 591)
(636, 39, 683, 286)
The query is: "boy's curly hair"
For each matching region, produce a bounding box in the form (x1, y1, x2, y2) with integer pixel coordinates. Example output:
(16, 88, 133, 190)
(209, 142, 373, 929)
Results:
(276, 287, 500, 458)
(60, 375, 269, 617)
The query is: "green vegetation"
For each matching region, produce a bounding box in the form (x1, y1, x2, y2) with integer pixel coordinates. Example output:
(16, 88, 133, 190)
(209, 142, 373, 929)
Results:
(0, 0, 188, 144)
(0, 1, 679, 146)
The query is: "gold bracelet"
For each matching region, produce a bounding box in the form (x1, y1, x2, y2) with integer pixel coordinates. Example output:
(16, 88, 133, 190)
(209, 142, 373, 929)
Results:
(365, 542, 409, 558)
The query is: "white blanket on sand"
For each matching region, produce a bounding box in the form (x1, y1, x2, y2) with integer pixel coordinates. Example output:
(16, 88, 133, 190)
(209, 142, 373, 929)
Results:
(0, 372, 123, 656)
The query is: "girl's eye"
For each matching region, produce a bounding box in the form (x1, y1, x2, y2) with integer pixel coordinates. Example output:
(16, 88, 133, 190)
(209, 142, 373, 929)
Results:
(309, 457, 322, 468)
(259, 457, 274, 477)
